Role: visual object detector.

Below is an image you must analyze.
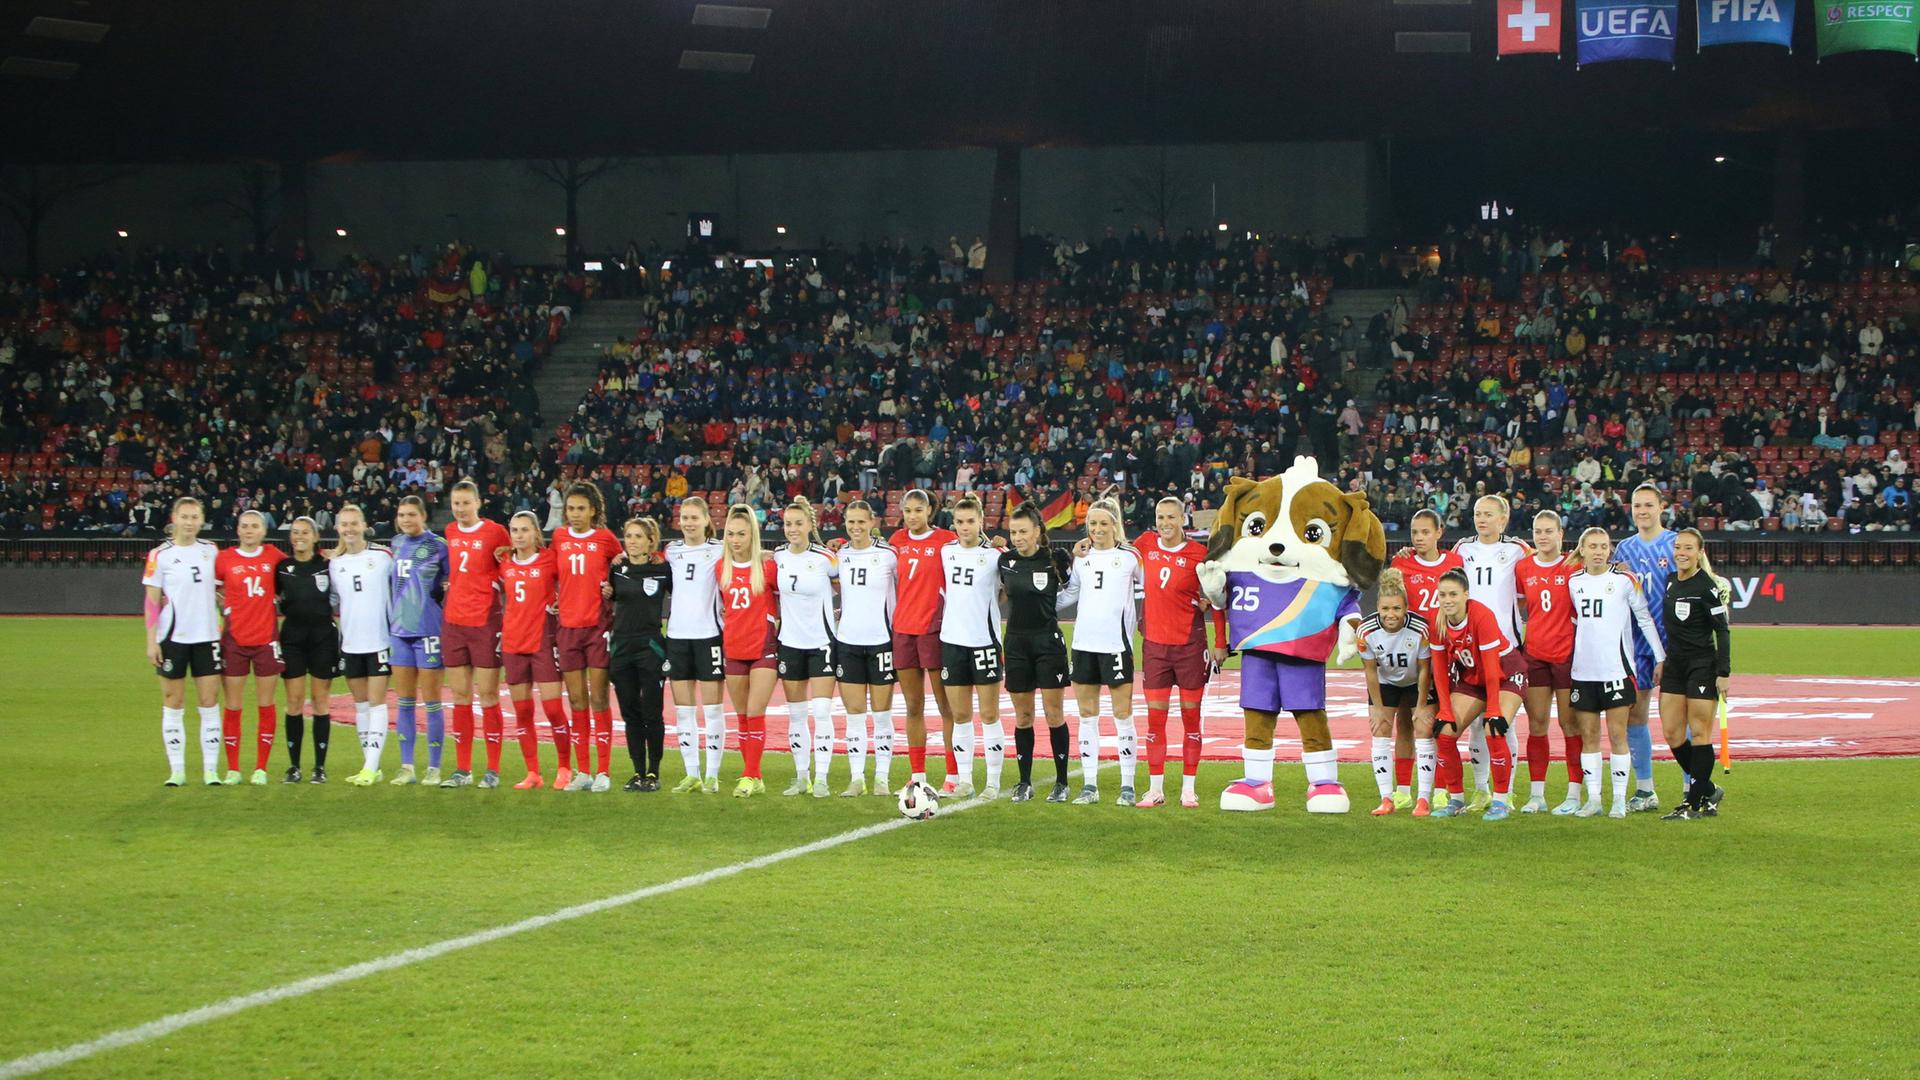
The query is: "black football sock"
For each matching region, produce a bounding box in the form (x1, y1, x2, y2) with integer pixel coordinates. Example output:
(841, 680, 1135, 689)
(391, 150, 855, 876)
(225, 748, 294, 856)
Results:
(1015, 725, 1035, 784)
(647, 721, 665, 777)
(1049, 723, 1070, 785)
(311, 713, 331, 768)
(1671, 740, 1694, 804)
(1691, 744, 1719, 806)
(286, 713, 305, 769)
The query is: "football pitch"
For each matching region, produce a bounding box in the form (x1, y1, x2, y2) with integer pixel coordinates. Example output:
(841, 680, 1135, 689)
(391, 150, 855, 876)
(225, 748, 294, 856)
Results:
(2, 620, 1916, 1077)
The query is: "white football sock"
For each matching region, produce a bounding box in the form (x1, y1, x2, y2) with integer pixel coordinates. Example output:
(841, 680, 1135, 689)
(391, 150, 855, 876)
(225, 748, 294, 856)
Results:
(1469, 719, 1490, 792)
(198, 705, 222, 774)
(674, 705, 699, 775)
(952, 717, 975, 786)
(1583, 751, 1603, 802)
(1243, 745, 1276, 785)
(1079, 717, 1102, 786)
(354, 700, 371, 747)
(703, 703, 726, 779)
(787, 701, 810, 781)
(1149, 771, 1166, 796)
(811, 698, 835, 781)
(1610, 753, 1632, 810)
(982, 720, 1005, 790)
(1180, 771, 1196, 799)
(1114, 715, 1137, 788)
(1415, 738, 1437, 800)
(1302, 748, 1339, 788)
(365, 704, 388, 769)
(1530, 779, 1547, 800)
(1371, 736, 1395, 798)
(162, 706, 186, 772)
(873, 705, 895, 784)
(846, 710, 868, 784)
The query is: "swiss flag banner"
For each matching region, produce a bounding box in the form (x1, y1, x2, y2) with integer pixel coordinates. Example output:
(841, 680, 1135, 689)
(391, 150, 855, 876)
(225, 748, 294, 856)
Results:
(1497, 0, 1562, 55)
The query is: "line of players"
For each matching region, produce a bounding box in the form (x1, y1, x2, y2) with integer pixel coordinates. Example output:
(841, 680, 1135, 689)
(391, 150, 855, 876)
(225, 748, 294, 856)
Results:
(142, 481, 1230, 805)
(1361, 483, 1734, 822)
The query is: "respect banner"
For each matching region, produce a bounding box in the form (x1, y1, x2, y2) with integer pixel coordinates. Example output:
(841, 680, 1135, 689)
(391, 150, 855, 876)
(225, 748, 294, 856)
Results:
(1816, 2, 1920, 57)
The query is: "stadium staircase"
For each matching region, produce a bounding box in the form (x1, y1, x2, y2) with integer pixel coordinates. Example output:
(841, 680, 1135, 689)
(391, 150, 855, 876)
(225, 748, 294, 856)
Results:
(533, 299, 649, 447)
(1324, 287, 1403, 405)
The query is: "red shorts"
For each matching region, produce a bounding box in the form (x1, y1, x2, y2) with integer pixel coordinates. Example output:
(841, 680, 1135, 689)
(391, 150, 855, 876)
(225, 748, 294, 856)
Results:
(503, 645, 561, 686)
(442, 619, 501, 669)
(554, 624, 609, 672)
(221, 635, 285, 677)
(1141, 639, 1209, 690)
(890, 629, 943, 672)
(723, 654, 778, 676)
(723, 621, 778, 676)
(1524, 653, 1572, 691)
(1451, 650, 1527, 701)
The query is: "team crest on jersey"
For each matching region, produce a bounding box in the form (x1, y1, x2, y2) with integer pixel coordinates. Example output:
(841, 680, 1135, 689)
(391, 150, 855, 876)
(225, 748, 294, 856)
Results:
(314, 574, 330, 592)
(1031, 572, 1050, 590)
(643, 578, 660, 596)
(1674, 600, 1692, 621)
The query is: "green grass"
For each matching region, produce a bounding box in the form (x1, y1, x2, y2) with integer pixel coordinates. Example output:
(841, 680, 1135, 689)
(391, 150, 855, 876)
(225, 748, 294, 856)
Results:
(0, 619, 1915, 1077)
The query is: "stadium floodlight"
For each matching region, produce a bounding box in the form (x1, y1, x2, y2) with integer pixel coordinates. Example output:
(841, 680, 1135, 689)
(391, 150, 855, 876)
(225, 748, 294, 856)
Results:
(335, 227, 348, 237)
(1216, 222, 1228, 232)
(1713, 155, 1727, 163)
(115, 228, 128, 238)
(554, 226, 567, 236)
(775, 225, 787, 235)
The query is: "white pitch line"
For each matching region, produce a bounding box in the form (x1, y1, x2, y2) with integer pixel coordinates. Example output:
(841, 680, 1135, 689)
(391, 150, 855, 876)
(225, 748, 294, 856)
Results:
(0, 790, 996, 1079)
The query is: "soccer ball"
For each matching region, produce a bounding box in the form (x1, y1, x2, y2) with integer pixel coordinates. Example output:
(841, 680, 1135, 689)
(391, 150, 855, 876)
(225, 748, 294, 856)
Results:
(897, 781, 939, 821)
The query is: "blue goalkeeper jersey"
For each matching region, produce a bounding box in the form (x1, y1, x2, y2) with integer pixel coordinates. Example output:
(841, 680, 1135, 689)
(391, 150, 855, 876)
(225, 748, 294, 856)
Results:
(1614, 529, 1676, 653)
(389, 529, 449, 638)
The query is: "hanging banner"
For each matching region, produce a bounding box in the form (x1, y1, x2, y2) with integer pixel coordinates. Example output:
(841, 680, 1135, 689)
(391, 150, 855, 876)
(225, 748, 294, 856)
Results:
(1576, 0, 1680, 64)
(1696, 0, 1797, 49)
(1816, 3, 1920, 57)
(1499, 0, 1565, 55)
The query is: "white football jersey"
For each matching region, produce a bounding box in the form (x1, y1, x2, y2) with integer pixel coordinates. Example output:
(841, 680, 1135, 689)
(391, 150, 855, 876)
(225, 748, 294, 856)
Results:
(329, 546, 395, 655)
(142, 540, 221, 644)
(937, 541, 1003, 649)
(1568, 569, 1666, 683)
(1060, 545, 1140, 655)
(1455, 537, 1529, 645)
(773, 545, 838, 650)
(834, 542, 897, 647)
(663, 538, 724, 640)
(1360, 612, 1429, 688)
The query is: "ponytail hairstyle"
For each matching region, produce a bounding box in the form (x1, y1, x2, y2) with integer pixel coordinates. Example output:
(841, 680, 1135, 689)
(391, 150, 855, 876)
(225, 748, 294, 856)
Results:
(718, 503, 767, 594)
(564, 479, 607, 529)
(950, 493, 985, 543)
(1009, 501, 1048, 544)
(1632, 480, 1666, 505)
(677, 495, 713, 542)
(1577, 526, 1612, 560)
(397, 493, 427, 514)
(785, 495, 822, 548)
(451, 478, 481, 498)
(168, 495, 204, 544)
(1438, 566, 1470, 593)
(1086, 496, 1124, 546)
(1375, 566, 1407, 602)
(842, 498, 877, 544)
(510, 509, 547, 550)
(1675, 525, 1718, 579)
(624, 515, 661, 552)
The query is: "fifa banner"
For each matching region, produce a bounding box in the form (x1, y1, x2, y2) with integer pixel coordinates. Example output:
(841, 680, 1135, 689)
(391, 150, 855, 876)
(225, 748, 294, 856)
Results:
(1816, 2, 1920, 58)
(1696, 0, 1796, 50)
(1575, 0, 1679, 65)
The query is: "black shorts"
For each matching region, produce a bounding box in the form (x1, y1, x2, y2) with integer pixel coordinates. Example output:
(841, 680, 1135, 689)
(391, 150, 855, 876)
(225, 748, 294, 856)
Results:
(1570, 678, 1636, 712)
(1070, 647, 1134, 688)
(939, 642, 1003, 687)
(835, 642, 897, 685)
(664, 635, 725, 682)
(279, 622, 339, 681)
(1004, 629, 1068, 694)
(777, 644, 833, 681)
(1660, 654, 1721, 700)
(339, 649, 392, 680)
(157, 638, 220, 679)
(1374, 681, 1420, 709)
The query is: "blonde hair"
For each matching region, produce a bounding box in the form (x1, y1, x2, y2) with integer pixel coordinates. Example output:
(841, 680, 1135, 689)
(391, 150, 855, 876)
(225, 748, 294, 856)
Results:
(677, 496, 713, 541)
(623, 516, 661, 549)
(1577, 526, 1611, 553)
(1375, 566, 1407, 601)
(785, 495, 822, 548)
(1475, 493, 1510, 516)
(1086, 497, 1123, 545)
(719, 504, 767, 593)
(1675, 526, 1716, 578)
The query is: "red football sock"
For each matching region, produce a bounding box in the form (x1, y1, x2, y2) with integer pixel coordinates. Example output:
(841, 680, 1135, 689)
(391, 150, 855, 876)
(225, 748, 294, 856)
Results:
(741, 715, 766, 778)
(1526, 733, 1550, 782)
(513, 698, 541, 770)
(909, 742, 927, 774)
(1395, 755, 1413, 787)
(1487, 732, 1513, 795)
(254, 706, 277, 771)
(545, 698, 571, 769)
(222, 707, 242, 771)
(1436, 732, 1463, 795)
(1179, 690, 1204, 776)
(593, 709, 613, 774)
(1145, 711, 1168, 776)
(452, 703, 474, 773)
(570, 709, 591, 773)
(1565, 734, 1584, 782)
(482, 705, 504, 772)
(945, 744, 959, 774)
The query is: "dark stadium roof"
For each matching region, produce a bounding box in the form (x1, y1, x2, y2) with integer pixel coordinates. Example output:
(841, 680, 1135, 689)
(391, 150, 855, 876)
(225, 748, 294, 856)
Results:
(3, 0, 1918, 162)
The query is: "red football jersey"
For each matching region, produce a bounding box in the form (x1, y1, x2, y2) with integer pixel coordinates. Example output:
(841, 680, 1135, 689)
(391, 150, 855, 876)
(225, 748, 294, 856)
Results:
(216, 544, 286, 647)
(443, 517, 511, 628)
(887, 527, 955, 635)
(1135, 532, 1209, 646)
(719, 557, 780, 661)
(1429, 598, 1512, 717)
(1391, 550, 1463, 630)
(1515, 553, 1576, 663)
(551, 526, 620, 629)
(499, 549, 558, 655)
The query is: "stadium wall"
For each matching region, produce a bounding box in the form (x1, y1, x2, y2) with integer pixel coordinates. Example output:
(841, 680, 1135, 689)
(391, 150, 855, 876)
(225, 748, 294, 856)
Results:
(1, 565, 1909, 625)
(4, 143, 1374, 272)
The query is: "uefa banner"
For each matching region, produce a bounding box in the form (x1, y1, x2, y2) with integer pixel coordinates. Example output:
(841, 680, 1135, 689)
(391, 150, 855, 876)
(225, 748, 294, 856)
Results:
(1696, 0, 1796, 49)
(1576, 0, 1680, 64)
(1816, 2, 1920, 57)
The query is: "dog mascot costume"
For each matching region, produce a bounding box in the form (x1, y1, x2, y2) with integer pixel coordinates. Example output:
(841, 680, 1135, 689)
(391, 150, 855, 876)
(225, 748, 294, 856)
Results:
(1195, 457, 1386, 813)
